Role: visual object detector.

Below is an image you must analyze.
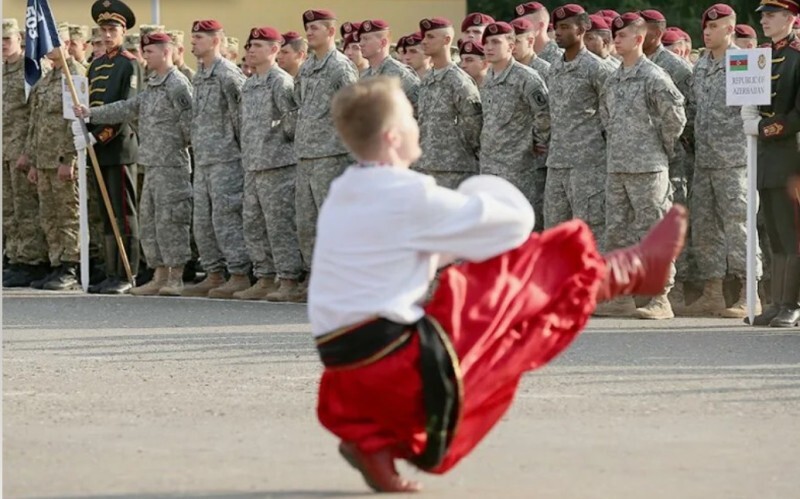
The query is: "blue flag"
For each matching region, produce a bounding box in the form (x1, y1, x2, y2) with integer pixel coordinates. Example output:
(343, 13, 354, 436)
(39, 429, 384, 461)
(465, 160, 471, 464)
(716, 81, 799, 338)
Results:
(23, 0, 61, 99)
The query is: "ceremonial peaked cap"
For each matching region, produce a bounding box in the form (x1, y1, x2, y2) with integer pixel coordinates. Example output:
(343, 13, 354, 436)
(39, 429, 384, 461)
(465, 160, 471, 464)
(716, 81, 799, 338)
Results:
(92, 0, 136, 29)
(756, 0, 799, 14)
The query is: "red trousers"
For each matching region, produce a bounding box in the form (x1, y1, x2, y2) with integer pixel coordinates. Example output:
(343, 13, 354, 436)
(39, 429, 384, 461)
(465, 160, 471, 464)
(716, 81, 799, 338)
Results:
(317, 220, 605, 473)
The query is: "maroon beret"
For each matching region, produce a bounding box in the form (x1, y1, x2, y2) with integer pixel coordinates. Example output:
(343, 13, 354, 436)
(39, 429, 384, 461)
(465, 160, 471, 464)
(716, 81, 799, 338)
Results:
(192, 20, 223, 33)
(340, 21, 361, 37)
(461, 13, 495, 32)
(396, 36, 407, 50)
(482, 22, 514, 44)
(303, 9, 336, 27)
(702, 4, 736, 29)
(667, 26, 691, 42)
(511, 17, 535, 34)
(661, 30, 682, 46)
(141, 32, 172, 47)
(640, 9, 666, 23)
(596, 9, 620, 19)
(405, 32, 423, 47)
(460, 40, 485, 57)
(515, 2, 545, 17)
(281, 31, 302, 46)
(419, 17, 453, 34)
(552, 4, 586, 22)
(359, 19, 389, 35)
(342, 33, 358, 50)
(588, 14, 611, 32)
(611, 13, 644, 36)
(248, 27, 282, 44)
(734, 24, 757, 38)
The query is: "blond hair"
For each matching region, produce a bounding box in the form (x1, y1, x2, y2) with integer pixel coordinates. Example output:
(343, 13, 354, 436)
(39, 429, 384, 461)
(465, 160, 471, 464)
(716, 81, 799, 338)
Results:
(332, 77, 403, 158)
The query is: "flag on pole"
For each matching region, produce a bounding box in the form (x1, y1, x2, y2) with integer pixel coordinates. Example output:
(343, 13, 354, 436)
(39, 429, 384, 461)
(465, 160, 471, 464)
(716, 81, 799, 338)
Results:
(23, 0, 61, 99)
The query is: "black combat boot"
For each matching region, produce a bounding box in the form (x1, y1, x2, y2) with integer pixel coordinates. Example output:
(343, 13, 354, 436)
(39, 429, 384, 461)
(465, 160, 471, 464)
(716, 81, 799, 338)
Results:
(747, 254, 785, 326)
(89, 236, 120, 294)
(31, 265, 61, 289)
(100, 236, 139, 294)
(771, 255, 800, 328)
(43, 263, 80, 291)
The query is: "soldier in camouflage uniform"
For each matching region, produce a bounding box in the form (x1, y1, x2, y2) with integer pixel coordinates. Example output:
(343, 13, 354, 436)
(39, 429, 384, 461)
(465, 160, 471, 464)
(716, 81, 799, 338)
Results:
(598, 13, 686, 320)
(514, 2, 564, 64)
(458, 40, 488, 86)
(479, 22, 549, 212)
(24, 32, 85, 290)
(78, 32, 193, 297)
(358, 20, 420, 111)
(124, 33, 145, 69)
(182, 20, 251, 299)
(642, 9, 695, 307)
(343, 33, 369, 75)
(277, 31, 307, 79)
(685, 5, 761, 318)
(585, 15, 621, 68)
(415, 17, 482, 189)
(460, 12, 495, 43)
(402, 32, 431, 80)
(166, 30, 195, 81)
(545, 5, 614, 248)
(3, 18, 49, 287)
(225, 37, 240, 63)
(68, 25, 91, 68)
(238, 27, 304, 302)
(294, 9, 359, 298)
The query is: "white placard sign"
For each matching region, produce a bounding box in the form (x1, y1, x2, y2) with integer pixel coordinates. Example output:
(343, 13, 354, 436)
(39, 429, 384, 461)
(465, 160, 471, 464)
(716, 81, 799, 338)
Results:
(62, 74, 89, 120)
(726, 48, 772, 106)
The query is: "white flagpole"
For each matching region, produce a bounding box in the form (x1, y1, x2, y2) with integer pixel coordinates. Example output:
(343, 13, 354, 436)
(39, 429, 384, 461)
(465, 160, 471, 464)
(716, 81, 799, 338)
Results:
(746, 136, 758, 324)
(78, 148, 89, 292)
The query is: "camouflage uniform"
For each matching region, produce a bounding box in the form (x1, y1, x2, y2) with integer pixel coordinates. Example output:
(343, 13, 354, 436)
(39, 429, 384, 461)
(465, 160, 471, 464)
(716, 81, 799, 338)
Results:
(688, 46, 759, 282)
(91, 67, 193, 268)
(416, 63, 482, 189)
(523, 54, 551, 230)
(25, 59, 85, 267)
(361, 55, 420, 110)
(294, 48, 359, 267)
(538, 40, 564, 65)
(545, 48, 614, 249)
(480, 59, 549, 210)
(649, 44, 694, 281)
(191, 57, 250, 274)
(241, 65, 303, 280)
(601, 56, 686, 292)
(2, 56, 48, 266)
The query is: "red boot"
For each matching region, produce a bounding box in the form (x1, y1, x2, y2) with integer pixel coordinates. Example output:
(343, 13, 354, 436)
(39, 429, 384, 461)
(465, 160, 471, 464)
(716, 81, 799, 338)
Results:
(597, 205, 688, 302)
(338, 442, 423, 493)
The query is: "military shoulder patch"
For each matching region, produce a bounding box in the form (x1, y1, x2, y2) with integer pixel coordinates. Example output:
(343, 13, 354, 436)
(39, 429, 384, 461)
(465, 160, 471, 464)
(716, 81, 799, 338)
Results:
(762, 121, 785, 138)
(533, 89, 547, 107)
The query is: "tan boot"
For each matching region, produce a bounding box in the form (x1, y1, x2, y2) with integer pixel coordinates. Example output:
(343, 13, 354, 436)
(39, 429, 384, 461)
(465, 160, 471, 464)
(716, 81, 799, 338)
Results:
(266, 279, 303, 302)
(593, 296, 637, 317)
(181, 271, 225, 297)
(158, 266, 185, 296)
(683, 279, 726, 317)
(130, 267, 168, 296)
(233, 276, 278, 300)
(668, 281, 687, 315)
(721, 287, 763, 319)
(634, 293, 674, 320)
(207, 273, 251, 299)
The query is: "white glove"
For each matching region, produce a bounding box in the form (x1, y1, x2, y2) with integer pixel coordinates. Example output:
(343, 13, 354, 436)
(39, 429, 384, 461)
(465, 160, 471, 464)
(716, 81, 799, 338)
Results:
(741, 105, 760, 121)
(743, 118, 761, 137)
(72, 128, 97, 151)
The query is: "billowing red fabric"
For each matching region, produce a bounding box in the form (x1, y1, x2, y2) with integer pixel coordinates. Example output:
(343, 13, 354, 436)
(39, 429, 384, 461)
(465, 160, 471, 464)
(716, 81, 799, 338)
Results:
(316, 220, 605, 474)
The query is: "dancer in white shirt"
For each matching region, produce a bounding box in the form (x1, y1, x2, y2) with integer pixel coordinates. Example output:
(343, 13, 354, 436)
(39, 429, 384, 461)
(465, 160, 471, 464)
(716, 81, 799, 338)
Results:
(310, 76, 687, 493)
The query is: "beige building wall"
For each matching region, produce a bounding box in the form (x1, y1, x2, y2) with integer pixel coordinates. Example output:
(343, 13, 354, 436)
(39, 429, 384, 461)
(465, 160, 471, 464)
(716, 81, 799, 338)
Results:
(5, 0, 466, 62)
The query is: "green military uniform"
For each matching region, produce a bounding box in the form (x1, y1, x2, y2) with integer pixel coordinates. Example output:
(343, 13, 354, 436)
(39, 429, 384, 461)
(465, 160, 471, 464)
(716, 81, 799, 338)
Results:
(2, 18, 49, 287)
(85, 0, 142, 294)
(749, 0, 800, 327)
(26, 57, 87, 289)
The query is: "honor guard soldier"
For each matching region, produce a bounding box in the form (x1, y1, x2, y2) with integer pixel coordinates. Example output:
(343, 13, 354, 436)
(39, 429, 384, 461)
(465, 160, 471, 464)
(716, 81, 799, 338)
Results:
(743, 0, 800, 327)
(72, 0, 143, 294)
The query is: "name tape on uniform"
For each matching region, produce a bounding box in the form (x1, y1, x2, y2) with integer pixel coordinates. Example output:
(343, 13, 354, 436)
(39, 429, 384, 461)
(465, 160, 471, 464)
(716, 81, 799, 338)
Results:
(726, 48, 772, 106)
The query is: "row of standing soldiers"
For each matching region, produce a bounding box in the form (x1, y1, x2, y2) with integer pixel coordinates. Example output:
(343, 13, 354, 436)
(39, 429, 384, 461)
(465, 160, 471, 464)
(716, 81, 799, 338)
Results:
(3, 0, 800, 327)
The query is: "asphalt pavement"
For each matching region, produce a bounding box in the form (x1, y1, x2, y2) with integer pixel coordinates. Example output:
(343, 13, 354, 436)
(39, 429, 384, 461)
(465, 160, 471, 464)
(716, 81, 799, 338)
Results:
(3, 289, 799, 499)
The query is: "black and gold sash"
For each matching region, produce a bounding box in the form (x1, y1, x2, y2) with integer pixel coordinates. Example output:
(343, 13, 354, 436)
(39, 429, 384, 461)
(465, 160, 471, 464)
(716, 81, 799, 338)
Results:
(315, 316, 464, 470)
